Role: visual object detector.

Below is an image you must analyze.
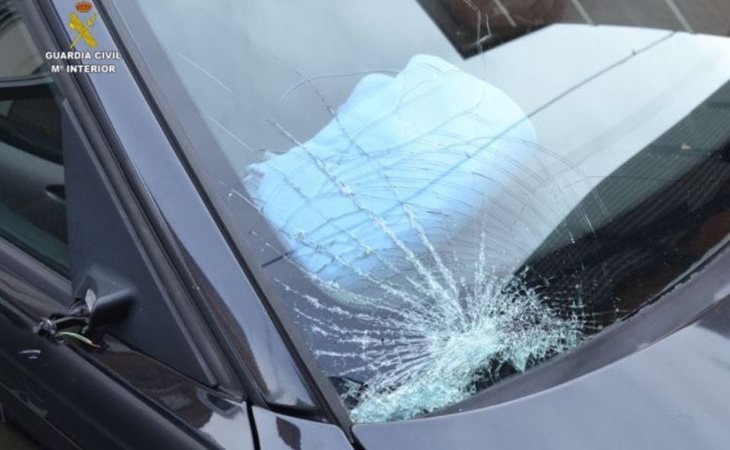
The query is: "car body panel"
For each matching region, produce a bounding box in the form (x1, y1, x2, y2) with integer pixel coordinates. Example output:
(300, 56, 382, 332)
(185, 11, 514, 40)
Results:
(253, 407, 353, 450)
(0, 246, 235, 449)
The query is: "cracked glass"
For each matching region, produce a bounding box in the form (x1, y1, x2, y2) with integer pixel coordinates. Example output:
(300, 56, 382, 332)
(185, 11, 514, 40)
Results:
(111, 0, 730, 423)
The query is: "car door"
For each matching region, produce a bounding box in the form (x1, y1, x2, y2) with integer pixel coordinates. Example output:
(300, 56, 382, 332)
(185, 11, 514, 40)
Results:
(0, 2, 256, 448)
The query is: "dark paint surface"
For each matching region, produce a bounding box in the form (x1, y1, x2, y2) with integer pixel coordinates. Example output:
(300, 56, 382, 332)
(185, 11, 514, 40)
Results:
(0, 277, 221, 449)
(92, 338, 256, 450)
(0, 422, 40, 450)
(0, 230, 254, 449)
(252, 407, 353, 450)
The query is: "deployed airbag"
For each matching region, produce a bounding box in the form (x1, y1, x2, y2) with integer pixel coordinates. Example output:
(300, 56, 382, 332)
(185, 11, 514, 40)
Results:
(243, 54, 536, 292)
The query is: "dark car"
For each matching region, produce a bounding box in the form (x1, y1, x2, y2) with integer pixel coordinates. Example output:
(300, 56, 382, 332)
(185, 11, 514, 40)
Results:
(2, 0, 730, 449)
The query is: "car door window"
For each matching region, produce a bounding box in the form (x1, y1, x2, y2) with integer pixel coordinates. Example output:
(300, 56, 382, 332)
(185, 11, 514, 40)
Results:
(0, 0, 68, 274)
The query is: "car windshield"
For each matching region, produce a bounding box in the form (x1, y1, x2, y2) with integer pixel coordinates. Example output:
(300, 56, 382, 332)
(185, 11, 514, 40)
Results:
(109, 0, 730, 423)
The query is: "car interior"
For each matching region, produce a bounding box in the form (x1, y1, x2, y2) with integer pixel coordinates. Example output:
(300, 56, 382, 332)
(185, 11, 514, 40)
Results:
(0, 0, 68, 273)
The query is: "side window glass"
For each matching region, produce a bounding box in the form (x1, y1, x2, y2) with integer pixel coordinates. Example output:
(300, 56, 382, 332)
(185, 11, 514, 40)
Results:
(0, 0, 68, 273)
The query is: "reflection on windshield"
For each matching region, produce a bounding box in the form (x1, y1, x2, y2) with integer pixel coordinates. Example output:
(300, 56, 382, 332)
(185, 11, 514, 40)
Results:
(243, 54, 585, 422)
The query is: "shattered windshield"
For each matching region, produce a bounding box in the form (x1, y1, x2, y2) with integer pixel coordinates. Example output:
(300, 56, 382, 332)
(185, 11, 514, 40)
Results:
(110, 0, 730, 423)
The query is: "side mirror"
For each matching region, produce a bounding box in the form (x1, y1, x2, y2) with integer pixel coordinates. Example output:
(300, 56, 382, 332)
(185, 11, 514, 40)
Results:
(35, 266, 133, 346)
(77, 265, 134, 329)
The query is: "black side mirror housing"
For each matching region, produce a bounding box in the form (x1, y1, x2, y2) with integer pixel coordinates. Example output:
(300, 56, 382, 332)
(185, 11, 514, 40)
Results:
(76, 265, 134, 329)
